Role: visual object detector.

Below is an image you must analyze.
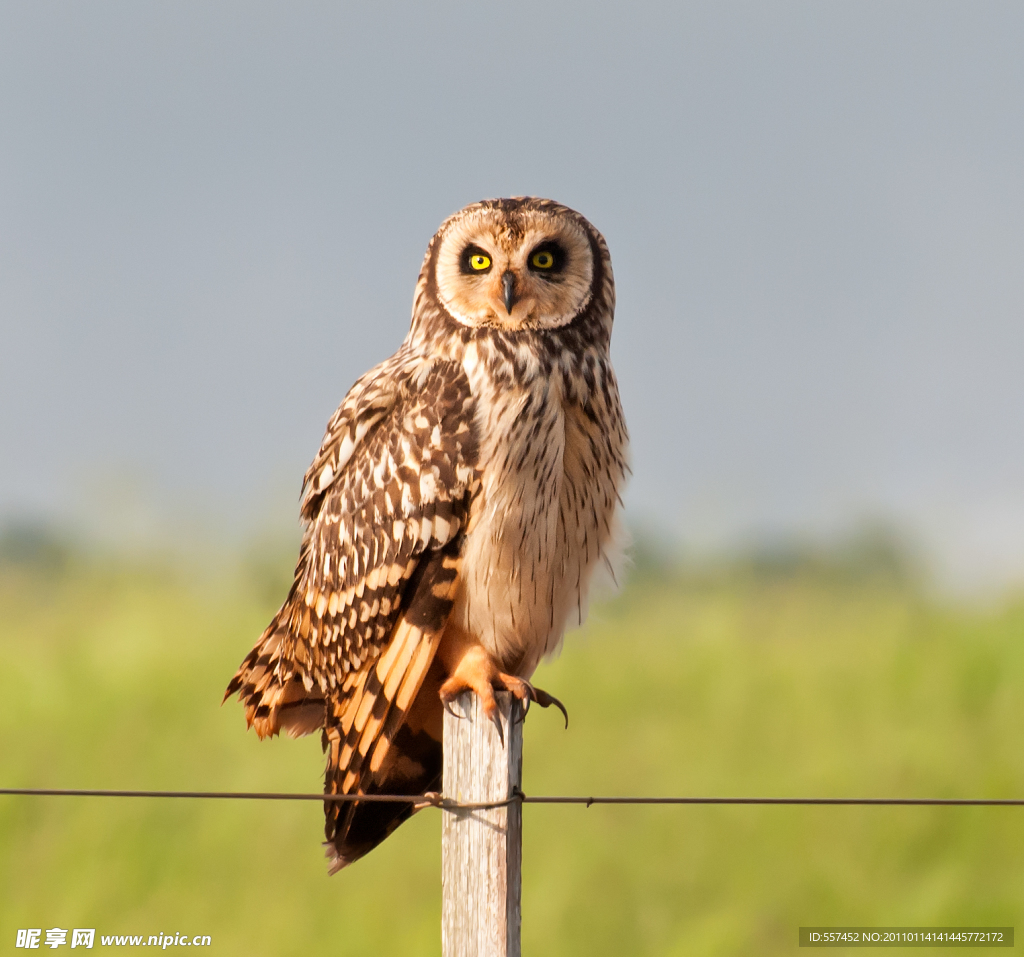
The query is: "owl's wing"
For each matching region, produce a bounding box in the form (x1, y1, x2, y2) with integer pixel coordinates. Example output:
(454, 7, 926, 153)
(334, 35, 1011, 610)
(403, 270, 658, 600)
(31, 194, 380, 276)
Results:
(225, 350, 477, 824)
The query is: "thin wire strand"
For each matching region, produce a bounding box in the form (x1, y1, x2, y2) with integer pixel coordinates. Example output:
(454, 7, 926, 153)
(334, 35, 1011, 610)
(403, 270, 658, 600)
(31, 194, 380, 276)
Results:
(520, 795, 1024, 807)
(0, 788, 511, 811)
(4, 787, 1024, 811)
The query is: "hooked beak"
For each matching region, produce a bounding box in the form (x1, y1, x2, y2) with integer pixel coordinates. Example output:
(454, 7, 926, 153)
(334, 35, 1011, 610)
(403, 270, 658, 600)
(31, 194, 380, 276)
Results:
(501, 270, 516, 315)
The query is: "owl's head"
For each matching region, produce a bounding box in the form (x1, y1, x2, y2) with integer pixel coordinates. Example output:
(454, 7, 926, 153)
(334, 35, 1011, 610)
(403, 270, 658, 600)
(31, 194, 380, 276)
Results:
(418, 197, 612, 334)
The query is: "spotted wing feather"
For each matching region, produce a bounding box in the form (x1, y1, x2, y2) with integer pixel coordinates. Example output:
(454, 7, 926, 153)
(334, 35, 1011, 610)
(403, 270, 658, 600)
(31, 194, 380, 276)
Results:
(226, 351, 478, 860)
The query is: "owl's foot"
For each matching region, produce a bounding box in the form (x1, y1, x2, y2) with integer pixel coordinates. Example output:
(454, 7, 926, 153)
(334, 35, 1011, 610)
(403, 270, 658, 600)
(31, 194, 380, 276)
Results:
(439, 646, 568, 744)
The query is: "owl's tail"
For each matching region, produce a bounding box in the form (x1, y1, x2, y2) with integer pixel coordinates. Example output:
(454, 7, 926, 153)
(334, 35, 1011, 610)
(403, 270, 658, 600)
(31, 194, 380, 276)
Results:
(320, 544, 462, 871)
(322, 654, 444, 871)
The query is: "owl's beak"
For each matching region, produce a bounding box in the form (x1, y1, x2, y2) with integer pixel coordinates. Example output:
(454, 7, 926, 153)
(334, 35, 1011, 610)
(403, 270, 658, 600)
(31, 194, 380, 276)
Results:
(501, 270, 517, 315)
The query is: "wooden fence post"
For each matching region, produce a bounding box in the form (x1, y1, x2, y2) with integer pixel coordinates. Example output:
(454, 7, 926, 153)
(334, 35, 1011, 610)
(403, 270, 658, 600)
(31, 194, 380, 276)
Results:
(442, 690, 523, 957)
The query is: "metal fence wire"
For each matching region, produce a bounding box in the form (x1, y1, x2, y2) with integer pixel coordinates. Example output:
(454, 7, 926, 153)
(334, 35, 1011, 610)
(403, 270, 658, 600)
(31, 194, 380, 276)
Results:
(4, 787, 1024, 811)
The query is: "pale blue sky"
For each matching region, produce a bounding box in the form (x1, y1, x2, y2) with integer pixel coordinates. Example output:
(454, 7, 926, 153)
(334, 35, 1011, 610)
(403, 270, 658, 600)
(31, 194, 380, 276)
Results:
(2, 2, 1022, 588)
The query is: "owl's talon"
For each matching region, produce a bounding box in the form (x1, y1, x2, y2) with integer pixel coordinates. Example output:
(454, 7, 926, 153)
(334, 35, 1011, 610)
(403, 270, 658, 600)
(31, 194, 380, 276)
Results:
(491, 710, 505, 747)
(441, 696, 463, 721)
(529, 686, 569, 729)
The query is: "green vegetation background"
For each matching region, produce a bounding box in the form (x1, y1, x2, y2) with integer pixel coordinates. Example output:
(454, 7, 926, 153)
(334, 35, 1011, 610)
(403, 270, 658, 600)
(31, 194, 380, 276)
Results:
(2, 536, 1023, 955)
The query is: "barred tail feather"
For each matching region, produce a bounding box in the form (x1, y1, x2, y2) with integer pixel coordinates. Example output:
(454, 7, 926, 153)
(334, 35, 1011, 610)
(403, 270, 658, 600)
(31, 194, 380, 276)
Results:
(322, 656, 445, 872)
(322, 546, 460, 872)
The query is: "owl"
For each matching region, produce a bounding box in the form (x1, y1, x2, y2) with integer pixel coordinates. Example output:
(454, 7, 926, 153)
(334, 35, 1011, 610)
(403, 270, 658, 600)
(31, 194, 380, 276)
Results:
(225, 197, 629, 872)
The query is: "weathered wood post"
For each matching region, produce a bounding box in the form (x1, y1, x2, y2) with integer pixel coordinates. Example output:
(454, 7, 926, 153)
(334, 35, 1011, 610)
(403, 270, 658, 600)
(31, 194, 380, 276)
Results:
(442, 690, 523, 957)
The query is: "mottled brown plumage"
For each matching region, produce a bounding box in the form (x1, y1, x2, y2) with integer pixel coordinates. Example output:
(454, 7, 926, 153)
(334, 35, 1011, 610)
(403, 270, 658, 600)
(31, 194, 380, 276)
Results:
(226, 197, 628, 871)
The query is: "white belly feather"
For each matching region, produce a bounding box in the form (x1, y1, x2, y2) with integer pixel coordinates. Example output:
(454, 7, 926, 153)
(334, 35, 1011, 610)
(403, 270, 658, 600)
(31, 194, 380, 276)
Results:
(449, 341, 627, 677)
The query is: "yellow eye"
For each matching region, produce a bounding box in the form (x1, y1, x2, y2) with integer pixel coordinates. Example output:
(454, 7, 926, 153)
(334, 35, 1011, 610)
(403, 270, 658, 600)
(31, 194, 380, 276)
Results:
(470, 254, 491, 271)
(531, 250, 554, 269)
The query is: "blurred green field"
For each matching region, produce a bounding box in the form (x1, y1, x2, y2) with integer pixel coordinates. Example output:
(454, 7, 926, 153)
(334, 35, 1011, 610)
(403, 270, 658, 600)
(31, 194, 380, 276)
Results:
(2, 549, 1023, 955)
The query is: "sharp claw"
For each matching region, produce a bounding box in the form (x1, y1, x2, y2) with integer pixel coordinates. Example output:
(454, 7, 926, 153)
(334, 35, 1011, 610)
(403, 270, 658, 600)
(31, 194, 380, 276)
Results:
(442, 697, 462, 721)
(531, 688, 569, 729)
(491, 709, 505, 747)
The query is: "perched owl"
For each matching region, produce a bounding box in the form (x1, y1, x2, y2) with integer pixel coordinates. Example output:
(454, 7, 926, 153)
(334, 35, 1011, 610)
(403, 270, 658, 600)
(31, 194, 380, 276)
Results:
(225, 197, 629, 872)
